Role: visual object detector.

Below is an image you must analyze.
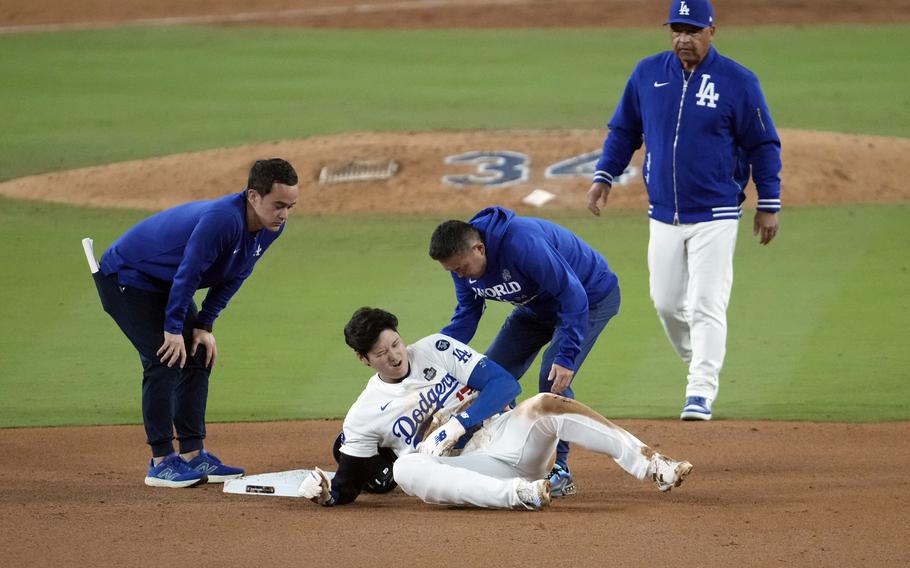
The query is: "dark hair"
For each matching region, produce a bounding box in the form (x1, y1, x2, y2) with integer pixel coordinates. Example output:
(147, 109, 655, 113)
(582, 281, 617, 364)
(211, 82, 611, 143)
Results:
(428, 220, 483, 260)
(344, 307, 399, 357)
(247, 158, 298, 196)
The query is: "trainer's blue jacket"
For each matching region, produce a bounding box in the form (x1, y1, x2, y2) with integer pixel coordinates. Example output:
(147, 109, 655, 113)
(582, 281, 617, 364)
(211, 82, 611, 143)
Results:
(100, 191, 283, 334)
(441, 207, 618, 371)
(594, 46, 782, 224)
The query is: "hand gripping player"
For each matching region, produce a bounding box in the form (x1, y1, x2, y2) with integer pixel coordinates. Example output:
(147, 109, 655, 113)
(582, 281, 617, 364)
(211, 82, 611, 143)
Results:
(428, 206, 622, 497)
(298, 307, 692, 510)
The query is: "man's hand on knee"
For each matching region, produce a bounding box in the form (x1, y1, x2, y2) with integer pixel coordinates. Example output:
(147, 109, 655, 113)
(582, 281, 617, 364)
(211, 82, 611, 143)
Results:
(157, 331, 187, 368)
(191, 329, 217, 368)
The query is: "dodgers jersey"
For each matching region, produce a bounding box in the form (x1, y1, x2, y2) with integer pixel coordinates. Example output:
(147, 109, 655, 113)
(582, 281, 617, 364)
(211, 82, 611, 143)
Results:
(594, 46, 782, 224)
(339, 334, 487, 459)
(100, 191, 283, 334)
(442, 207, 618, 371)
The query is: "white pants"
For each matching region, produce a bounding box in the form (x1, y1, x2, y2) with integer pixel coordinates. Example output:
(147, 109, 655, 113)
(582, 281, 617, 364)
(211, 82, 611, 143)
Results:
(648, 218, 738, 402)
(393, 394, 652, 509)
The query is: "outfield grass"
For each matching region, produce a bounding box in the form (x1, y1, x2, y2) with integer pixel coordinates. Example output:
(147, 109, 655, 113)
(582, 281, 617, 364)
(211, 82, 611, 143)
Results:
(1, 197, 907, 426)
(1, 23, 907, 427)
(0, 25, 908, 182)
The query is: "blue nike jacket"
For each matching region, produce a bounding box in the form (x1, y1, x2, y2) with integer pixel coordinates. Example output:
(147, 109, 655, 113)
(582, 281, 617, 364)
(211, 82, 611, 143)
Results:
(100, 191, 283, 334)
(594, 46, 782, 224)
(441, 207, 618, 371)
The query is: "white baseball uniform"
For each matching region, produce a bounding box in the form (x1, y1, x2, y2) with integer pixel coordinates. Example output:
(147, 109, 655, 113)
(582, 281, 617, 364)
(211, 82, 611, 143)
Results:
(340, 333, 653, 509)
(648, 219, 739, 403)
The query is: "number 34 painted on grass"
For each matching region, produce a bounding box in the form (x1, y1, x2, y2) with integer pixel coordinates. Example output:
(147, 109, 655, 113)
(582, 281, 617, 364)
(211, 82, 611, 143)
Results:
(442, 151, 638, 188)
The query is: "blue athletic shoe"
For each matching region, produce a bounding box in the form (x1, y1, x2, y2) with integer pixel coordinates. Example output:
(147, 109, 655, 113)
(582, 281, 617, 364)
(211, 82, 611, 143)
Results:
(680, 396, 712, 421)
(186, 450, 245, 483)
(547, 463, 577, 497)
(144, 454, 207, 488)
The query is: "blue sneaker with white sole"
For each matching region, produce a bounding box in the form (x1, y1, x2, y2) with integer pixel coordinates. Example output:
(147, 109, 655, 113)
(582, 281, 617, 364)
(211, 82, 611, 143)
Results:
(547, 463, 577, 497)
(145, 454, 207, 488)
(680, 396, 712, 421)
(186, 450, 245, 483)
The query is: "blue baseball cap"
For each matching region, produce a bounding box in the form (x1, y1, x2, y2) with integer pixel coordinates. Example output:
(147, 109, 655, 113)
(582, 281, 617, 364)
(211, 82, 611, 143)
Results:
(666, 0, 714, 28)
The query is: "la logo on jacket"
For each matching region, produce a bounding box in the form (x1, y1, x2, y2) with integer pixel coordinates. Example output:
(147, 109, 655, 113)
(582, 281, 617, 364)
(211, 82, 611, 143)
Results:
(696, 74, 719, 108)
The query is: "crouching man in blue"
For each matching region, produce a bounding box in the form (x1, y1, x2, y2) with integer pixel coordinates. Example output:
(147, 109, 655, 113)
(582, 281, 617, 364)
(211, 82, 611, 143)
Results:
(427, 207, 621, 497)
(94, 158, 299, 488)
(298, 307, 692, 510)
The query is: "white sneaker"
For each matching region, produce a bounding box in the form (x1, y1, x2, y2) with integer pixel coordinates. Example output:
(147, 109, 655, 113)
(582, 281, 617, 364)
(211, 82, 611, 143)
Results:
(516, 478, 551, 510)
(648, 453, 693, 492)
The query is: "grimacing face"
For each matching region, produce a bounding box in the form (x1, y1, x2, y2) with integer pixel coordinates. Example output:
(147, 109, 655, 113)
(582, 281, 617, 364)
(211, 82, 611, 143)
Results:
(360, 329, 410, 381)
(247, 182, 299, 232)
(671, 23, 715, 71)
(439, 242, 487, 280)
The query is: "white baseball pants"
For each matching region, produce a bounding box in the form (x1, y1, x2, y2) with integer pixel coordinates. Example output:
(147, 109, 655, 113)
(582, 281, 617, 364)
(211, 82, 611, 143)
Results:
(393, 394, 652, 509)
(647, 218, 739, 402)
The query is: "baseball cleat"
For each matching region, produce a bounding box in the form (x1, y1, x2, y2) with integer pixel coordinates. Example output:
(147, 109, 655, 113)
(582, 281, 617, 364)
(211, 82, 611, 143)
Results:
(516, 478, 551, 510)
(648, 453, 693, 492)
(144, 454, 207, 488)
(547, 464, 577, 497)
(186, 450, 245, 483)
(680, 396, 712, 421)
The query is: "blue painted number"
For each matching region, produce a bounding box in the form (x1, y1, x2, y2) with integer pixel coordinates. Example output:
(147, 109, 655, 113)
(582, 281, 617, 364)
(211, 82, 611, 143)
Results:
(546, 151, 639, 185)
(442, 151, 529, 188)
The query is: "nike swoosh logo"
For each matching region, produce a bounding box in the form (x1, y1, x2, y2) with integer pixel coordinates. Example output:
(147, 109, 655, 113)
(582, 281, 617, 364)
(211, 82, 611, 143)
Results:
(654, 81, 670, 87)
(380, 401, 392, 411)
(468, 278, 477, 284)
(233, 248, 240, 254)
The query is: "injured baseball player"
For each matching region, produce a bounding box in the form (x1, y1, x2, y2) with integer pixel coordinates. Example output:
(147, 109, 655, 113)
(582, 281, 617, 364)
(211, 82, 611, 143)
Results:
(298, 307, 693, 510)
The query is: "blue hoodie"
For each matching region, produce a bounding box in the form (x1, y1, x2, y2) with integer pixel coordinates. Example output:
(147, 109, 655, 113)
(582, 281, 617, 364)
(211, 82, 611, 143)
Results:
(594, 47, 782, 224)
(100, 191, 283, 334)
(441, 207, 618, 371)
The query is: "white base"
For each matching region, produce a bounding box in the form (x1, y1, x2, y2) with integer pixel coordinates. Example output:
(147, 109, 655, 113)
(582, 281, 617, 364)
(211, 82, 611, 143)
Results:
(222, 469, 335, 497)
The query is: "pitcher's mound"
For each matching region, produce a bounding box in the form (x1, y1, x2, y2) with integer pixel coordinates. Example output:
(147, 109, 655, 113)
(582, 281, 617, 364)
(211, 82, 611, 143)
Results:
(1, 129, 907, 213)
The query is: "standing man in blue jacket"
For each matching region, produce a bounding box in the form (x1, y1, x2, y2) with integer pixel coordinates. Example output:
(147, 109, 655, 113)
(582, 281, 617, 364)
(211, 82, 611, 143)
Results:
(586, 0, 782, 421)
(429, 206, 621, 497)
(94, 158, 298, 488)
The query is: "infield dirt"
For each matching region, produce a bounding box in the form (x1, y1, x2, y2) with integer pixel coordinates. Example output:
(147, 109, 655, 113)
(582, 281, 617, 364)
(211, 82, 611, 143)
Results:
(1, 1, 908, 567)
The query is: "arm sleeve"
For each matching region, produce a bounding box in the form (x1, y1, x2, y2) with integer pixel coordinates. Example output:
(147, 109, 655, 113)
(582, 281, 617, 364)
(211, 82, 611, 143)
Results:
(516, 237, 589, 371)
(323, 452, 377, 506)
(196, 270, 251, 328)
(452, 357, 521, 430)
(198, 225, 283, 327)
(736, 74, 782, 212)
(440, 275, 485, 344)
(594, 65, 645, 185)
(164, 212, 237, 334)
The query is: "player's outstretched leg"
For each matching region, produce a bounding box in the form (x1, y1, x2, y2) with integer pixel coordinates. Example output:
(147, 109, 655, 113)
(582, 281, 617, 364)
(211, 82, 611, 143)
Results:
(515, 394, 694, 492)
(393, 452, 550, 510)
